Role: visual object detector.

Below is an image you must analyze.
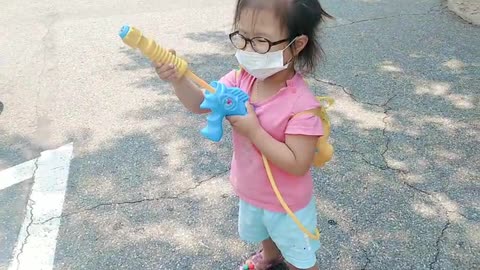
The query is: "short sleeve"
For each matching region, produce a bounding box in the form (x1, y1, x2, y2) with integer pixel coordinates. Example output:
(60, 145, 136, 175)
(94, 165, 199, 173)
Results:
(218, 69, 238, 88)
(285, 88, 324, 136)
(285, 113, 324, 136)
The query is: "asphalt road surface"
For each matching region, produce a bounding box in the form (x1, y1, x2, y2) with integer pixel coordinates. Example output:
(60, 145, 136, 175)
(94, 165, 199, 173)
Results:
(1, 0, 479, 269)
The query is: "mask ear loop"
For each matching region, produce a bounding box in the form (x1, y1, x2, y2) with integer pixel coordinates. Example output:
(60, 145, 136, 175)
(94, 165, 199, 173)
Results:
(283, 36, 299, 66)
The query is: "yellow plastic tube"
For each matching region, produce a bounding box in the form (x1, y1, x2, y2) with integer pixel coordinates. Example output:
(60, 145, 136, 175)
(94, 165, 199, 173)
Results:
(119, 25, 216, 93)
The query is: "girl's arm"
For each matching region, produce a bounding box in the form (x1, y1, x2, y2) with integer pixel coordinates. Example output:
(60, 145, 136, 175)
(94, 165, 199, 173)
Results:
(250, 128, 319, 176)
(153, 50, 209, 115)
(171, 77, 209, 114)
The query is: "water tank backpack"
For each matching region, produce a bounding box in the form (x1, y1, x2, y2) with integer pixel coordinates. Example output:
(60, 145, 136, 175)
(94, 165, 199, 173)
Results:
(290, 96, 334, 167)
(235, 69, 334, 240)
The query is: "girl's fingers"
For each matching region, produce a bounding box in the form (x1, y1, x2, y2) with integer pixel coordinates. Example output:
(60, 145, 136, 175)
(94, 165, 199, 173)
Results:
(155, 63, 169, 73)
(158, 63, 177, 73)
(153, 61, 164, 68)
(155, 64, 171, 74)
(153, 52, 179, 82)
(161, 67, 177, 79)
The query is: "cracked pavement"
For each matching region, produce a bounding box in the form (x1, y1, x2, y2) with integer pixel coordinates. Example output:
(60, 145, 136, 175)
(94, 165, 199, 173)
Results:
(12, 157, 40, 269)
(1, 0, 479, 269)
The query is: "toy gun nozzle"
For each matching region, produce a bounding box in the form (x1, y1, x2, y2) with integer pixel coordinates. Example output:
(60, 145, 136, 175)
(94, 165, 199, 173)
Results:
(119, 25, 130, 39)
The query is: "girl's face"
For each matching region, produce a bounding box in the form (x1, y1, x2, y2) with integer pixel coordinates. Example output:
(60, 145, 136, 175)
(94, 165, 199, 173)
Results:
(236, 7, 295, 62)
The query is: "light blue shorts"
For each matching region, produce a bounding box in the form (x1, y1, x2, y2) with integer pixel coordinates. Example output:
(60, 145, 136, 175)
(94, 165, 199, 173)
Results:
(238, 198, 321, 269)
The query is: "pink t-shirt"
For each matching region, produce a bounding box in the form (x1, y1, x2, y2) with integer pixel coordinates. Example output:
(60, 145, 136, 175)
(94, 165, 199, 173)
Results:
(219, 69, 324, 212)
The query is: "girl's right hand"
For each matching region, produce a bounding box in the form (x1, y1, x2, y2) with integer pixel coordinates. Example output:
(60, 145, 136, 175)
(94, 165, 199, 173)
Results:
(153, 49, 182, 83)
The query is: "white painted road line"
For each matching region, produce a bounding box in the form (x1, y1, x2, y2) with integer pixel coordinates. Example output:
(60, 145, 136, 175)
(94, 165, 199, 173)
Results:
(4, 143, 74, 270)
(0, 159, 37, 191)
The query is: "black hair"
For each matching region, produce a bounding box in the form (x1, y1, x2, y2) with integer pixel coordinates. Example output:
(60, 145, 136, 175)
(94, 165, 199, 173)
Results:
(233, 0, 333, 74)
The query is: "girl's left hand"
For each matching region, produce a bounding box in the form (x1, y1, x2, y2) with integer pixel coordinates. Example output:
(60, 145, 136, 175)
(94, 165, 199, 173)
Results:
(227, 102, 261, 139)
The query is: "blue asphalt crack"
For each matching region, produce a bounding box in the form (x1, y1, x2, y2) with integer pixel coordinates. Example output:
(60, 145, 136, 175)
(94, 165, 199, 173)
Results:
(429, 218, 451, 270)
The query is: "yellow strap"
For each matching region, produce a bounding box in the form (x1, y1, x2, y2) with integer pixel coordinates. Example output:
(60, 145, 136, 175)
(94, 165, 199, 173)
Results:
(316, 96, 335, 108)
(291, 108, 318, 118)
(292, 97, 334, 114)
(290, 96, 334, 123)
(261, 154, 321, 240)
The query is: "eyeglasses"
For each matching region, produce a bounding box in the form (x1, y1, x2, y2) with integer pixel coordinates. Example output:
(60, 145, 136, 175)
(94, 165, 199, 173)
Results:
(228, 31, 289, 54)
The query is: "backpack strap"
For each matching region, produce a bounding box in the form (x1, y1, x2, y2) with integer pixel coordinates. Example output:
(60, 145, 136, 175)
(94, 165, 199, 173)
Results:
(261, 154, 321, 240)
(290, 96, 334, 125)
(290, 108, 319, 119)
(234, 67, 243, 88)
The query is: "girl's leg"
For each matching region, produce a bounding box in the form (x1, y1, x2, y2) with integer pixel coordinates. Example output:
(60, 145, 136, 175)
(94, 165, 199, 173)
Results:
(265, 198, 321, 270)
(241, 239, 285, 270)
(238, 200, 284, 269)
(261, 238, 282, 262)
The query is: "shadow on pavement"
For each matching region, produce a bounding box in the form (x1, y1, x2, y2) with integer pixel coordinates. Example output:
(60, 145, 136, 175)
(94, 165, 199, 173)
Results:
(0, 130, 43, 169)
(51, 45, 245, 267)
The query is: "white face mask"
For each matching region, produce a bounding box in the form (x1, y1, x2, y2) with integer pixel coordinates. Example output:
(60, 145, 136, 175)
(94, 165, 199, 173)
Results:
(234, 39, 296, 80)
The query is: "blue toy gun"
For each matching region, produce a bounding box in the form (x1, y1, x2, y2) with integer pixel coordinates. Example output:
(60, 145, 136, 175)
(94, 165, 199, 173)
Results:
(200, 81, 249, 141)
(118, 25, 249, 141)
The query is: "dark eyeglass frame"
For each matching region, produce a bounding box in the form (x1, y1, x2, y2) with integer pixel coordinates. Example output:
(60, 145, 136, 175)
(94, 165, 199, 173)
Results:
(228, 31, 289, 54)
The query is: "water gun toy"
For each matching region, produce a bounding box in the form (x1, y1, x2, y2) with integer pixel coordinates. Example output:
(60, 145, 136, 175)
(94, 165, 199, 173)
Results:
(118, 25, 248, 142)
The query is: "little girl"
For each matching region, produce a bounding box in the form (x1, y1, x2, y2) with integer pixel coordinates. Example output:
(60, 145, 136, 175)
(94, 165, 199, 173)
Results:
(154, 0, 332, 269)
